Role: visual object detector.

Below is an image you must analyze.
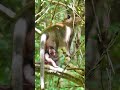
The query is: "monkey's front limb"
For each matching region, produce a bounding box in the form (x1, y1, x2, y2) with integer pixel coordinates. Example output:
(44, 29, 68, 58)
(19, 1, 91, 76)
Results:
(45, 53, 59, 68)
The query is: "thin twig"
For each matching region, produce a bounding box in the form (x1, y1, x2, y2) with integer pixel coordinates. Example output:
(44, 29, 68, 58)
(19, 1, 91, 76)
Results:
(35, 28, 41, 34)
(106, 50, 115, 74)
(35, 7, 50, 23)
(91, 0, 102, 42)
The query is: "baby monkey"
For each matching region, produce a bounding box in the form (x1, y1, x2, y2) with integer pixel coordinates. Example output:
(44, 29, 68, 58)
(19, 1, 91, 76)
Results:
(45, 46, 59, 68)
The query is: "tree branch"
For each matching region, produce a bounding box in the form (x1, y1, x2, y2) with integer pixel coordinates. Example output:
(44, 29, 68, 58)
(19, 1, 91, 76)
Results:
(35, 28, 41, 34)
(35, 63, 84, 87)
(0, 4, 16, 18)
(0, 1, 34, 20)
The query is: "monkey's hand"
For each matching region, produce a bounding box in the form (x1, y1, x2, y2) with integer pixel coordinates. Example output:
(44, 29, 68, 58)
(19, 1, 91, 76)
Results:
(24, 64, 34, 86)
(54, 65, 59, 68)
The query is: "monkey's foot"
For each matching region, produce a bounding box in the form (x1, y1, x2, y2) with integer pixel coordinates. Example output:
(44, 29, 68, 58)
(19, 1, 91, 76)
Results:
(49, 66, 66, 72)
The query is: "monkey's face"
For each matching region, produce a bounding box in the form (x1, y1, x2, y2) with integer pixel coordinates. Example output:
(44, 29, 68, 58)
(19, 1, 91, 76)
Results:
(49, 48, 56, 56)
(64, 14, 81, 26)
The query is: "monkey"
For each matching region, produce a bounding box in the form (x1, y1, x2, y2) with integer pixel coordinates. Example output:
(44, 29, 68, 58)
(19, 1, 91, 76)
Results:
(0, 0, 34, 90)
(12, 6, 34, 90)
(23, 27, 35, 86)
(40, 14, 80, 90)
(44, 46, 59, 68)
(23, 63, 34, 86)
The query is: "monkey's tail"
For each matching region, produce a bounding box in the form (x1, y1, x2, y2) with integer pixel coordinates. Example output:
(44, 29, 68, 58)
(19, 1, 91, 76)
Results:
(40, 34, 47, 90)
(12, 18, 27, 90)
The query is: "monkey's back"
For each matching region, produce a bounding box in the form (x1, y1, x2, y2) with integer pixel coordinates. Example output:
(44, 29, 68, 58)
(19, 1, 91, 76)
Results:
(46, 25, 67, 48)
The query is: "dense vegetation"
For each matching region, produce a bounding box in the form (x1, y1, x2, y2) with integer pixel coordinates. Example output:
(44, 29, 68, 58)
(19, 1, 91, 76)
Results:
(35, 0, 85, 90)
(0, 0, 120, 90)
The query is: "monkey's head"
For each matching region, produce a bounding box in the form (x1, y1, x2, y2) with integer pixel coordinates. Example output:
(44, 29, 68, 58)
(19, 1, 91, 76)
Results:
(47, 46, 57, 56)
(63, 14, 81, 26)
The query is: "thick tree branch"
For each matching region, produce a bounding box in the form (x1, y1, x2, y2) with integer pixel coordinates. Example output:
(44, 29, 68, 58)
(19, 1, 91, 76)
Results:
(35, 63, 84, 87)
(0, 4, 16, 18)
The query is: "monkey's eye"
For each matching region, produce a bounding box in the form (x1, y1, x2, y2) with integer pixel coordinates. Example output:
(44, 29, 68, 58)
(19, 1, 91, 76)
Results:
(75, 14, 78, 17)
(49, 52, 54, 55)
(67, 15, 70, 19)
